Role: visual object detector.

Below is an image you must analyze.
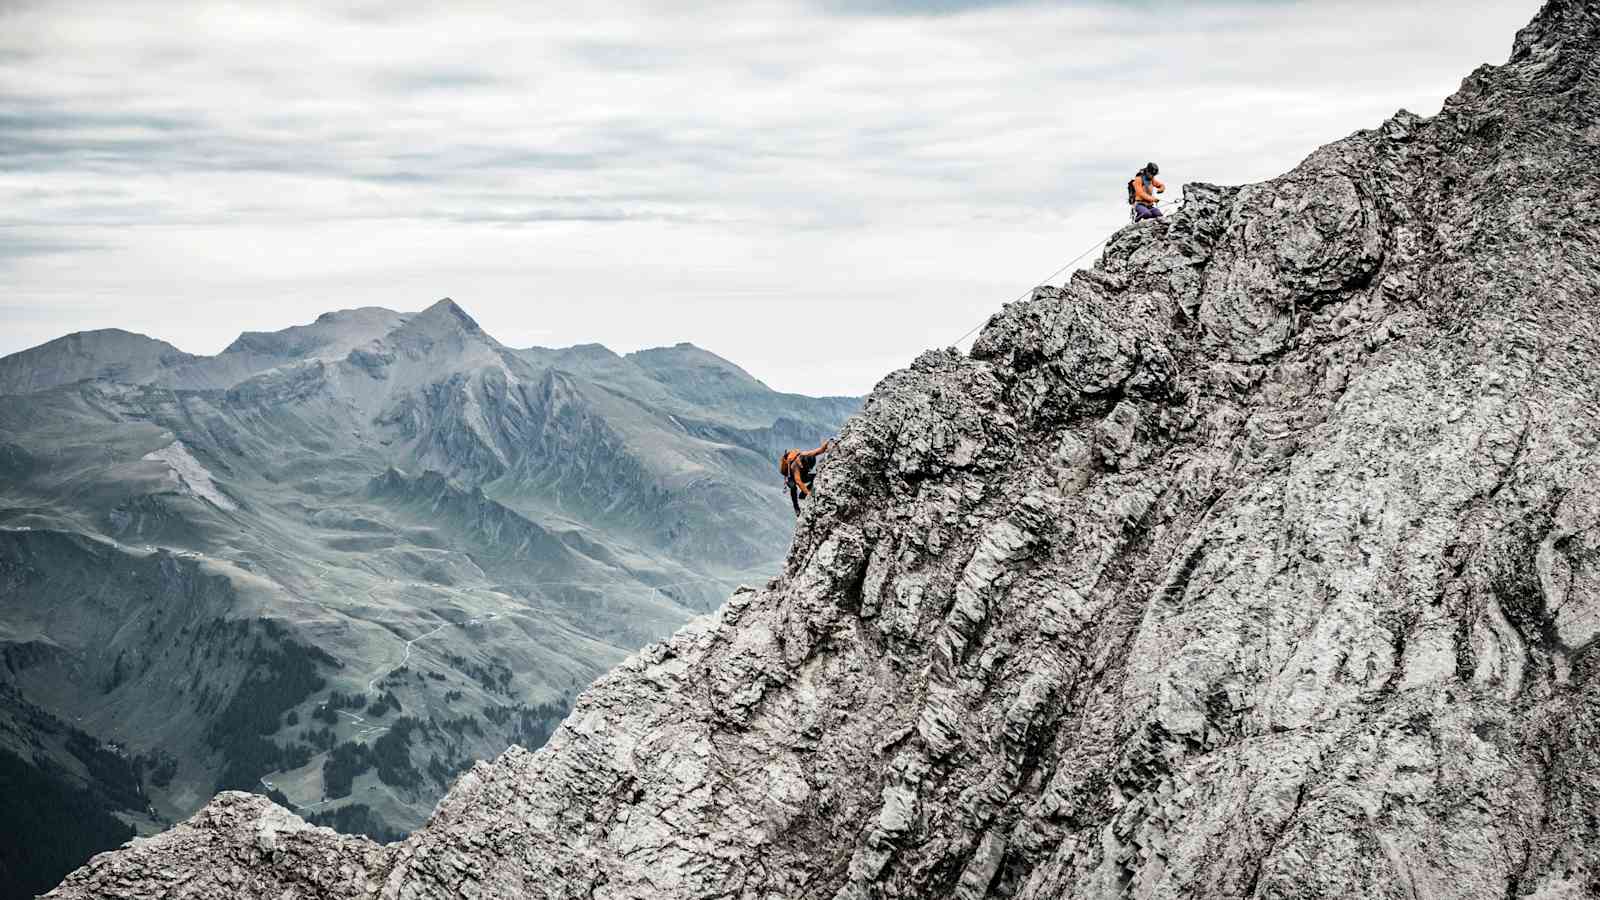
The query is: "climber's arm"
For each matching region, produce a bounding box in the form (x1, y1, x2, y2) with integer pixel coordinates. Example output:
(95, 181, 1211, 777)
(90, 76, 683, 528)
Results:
(799, 439, 831, 459)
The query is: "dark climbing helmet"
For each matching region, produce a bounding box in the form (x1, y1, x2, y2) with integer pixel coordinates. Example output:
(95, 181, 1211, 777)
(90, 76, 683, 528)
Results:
(1145, 162, 1160, 176)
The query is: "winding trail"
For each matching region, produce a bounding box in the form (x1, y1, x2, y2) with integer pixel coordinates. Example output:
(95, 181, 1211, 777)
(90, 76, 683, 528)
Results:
(367, 620, 458, 693)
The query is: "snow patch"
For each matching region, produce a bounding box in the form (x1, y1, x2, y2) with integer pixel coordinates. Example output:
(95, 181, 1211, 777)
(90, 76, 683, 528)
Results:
(141, 441, 238, 511)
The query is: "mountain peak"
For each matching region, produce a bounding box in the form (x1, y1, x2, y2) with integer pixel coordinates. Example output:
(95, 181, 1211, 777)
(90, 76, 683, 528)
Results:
(219, 307, 409, 361)
(46, 4, 1600, 898)
(414, 298, 482, 333)
(378, 298, 499, 357)
(627, 343, 766, 394)
(1512, 0, 1598, 61)
(0, 329, 194, 395)
(562, 342, 619, 358)
(14, 328, 178, 354)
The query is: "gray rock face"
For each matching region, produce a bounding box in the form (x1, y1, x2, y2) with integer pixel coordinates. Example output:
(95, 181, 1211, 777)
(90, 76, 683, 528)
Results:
(48, 1, 1600, 897)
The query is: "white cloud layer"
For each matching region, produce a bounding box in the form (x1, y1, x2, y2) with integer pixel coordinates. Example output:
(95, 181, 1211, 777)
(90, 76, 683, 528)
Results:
(1, 0, 1541, 394)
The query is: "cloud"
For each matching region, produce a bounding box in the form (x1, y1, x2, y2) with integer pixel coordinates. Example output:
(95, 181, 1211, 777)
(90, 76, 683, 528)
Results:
(0, 233, 108, 262)
(814, 0, 1040, 15)
(0, 0, 1544, 394)
(373, 65, 504, 94)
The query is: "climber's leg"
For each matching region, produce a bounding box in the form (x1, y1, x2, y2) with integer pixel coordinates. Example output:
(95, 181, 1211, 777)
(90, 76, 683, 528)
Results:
(1133, 202, 1164, 221)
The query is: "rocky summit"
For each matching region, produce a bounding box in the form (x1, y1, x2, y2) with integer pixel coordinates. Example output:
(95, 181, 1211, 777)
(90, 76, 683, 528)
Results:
(47, 1, 1600, 897)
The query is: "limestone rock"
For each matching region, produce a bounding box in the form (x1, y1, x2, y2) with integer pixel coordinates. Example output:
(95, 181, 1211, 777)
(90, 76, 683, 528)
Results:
(48, 1, 1600, 897)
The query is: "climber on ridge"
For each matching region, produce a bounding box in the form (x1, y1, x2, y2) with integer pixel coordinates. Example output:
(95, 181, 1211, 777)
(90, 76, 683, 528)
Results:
(780, 439, 831, 516)
(1128, 162, 1165, 222)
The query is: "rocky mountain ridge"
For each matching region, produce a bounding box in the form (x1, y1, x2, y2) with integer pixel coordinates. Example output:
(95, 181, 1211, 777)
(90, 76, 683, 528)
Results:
(0, 300, 855, 897)
(0, 330, 196, 396)
(46, 1, 1600, 897)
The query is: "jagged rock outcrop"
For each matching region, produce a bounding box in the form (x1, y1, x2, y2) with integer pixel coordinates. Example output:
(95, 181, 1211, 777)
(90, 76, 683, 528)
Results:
(48, 1, 1600, 897)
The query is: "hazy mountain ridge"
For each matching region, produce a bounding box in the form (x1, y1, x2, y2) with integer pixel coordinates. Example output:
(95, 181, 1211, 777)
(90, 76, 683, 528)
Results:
(42, 2, 1600, 897)
(0, 299, 857, 895)
(0, 330, 198, 397)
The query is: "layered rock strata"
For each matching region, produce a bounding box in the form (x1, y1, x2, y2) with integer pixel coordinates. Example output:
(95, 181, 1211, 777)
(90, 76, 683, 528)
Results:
(50, 1, 1600, 897)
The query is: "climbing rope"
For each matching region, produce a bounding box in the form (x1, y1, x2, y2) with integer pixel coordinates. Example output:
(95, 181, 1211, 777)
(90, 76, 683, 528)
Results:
(951, 199, 1186, 349)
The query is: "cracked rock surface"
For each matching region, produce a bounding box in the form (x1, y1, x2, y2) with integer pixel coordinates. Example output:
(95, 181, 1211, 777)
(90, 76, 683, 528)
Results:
(49, 1, 1600, 897)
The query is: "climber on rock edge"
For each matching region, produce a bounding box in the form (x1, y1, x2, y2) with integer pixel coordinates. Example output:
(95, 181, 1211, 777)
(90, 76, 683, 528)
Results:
(780, 440, 831, 516)
(1128, 161, 1165, 222)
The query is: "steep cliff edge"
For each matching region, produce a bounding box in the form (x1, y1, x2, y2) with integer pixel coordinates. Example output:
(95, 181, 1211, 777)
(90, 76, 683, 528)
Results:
(49, 1, 1600, 897)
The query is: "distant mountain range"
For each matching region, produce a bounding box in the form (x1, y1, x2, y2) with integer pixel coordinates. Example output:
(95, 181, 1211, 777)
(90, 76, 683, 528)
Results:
(0, 299, 857, 894)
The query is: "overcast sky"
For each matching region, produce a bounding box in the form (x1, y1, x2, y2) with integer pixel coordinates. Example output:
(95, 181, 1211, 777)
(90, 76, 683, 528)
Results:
(1, 0, 1540, 396)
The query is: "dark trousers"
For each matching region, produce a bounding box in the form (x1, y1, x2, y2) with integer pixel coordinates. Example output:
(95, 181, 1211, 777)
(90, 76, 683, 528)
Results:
(787, 461, 815, 516)
(1133, 202, 1164, 221)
